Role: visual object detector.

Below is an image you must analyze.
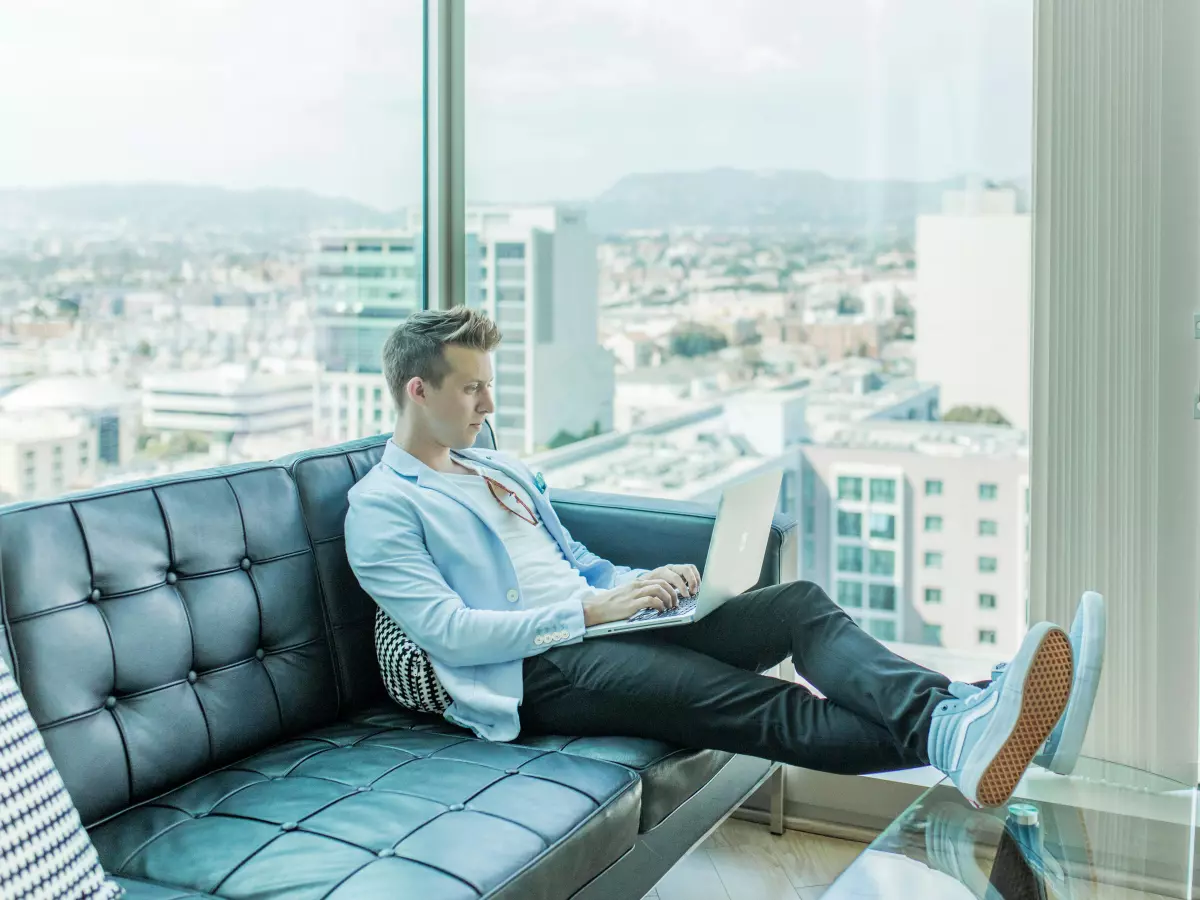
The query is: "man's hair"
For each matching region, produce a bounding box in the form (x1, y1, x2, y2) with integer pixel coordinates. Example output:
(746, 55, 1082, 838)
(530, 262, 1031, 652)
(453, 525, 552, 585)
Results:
(382, 307, 502, 410)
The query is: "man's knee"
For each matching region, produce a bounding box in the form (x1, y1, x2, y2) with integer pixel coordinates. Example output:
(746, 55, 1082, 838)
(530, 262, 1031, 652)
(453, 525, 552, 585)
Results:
(784, 579, 827, 604)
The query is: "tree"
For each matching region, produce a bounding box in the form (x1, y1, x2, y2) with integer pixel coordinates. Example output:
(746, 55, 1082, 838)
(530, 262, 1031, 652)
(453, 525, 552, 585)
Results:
(546, 420, 603, 451)
(669, 324, 727, 358)
(943, 406, 1012, 426)
(836, 292, 863, 316)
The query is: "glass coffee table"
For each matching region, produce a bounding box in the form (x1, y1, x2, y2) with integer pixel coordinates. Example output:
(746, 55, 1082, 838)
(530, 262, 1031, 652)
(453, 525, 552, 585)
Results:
(821, 760, 1196, 899)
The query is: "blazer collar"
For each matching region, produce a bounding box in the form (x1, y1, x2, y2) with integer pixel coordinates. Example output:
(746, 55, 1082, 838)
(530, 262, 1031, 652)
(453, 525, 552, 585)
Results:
(381, 439, 505, 484)
(380, 439, 571, 551)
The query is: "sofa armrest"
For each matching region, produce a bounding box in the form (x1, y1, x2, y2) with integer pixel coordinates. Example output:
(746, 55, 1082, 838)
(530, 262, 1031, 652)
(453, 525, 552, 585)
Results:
(549, 488, 799, 592)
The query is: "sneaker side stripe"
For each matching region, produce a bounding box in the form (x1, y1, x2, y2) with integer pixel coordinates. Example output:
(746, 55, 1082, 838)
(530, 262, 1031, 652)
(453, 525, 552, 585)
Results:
(950, 690, 998, 770)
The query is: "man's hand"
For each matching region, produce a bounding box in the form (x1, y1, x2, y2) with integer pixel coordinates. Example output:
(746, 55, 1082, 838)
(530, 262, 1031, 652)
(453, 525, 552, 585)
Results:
(579, 565, 701, 627)
(645, 564, 700, 602)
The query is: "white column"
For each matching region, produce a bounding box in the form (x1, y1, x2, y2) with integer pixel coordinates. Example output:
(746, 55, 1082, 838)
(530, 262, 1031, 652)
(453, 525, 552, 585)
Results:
(1030, 0, 1200, 783)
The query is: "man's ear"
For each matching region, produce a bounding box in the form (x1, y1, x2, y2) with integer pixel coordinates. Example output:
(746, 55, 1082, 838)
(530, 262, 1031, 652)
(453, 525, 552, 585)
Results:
(406, 377, 424, 406)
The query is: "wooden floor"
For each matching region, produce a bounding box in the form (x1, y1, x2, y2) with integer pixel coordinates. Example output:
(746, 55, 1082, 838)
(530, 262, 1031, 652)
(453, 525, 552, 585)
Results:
(641, 818, 865, 900)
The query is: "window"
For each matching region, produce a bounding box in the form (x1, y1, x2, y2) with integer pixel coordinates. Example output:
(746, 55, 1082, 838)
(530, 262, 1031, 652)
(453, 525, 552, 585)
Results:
(837, 546, 863, 573)
(869, 584, 896, 610)
(869, 513, 895, 540)
(978, 519, 998, 536)
(924, 515, 943, 533)
(459, 1, 1037, 663)
(4, 2, 424, 486)
(979, 630, 997, 646)
(869, 478, 896, 504)
(979, 483, 999, 501)
(924, 552, 943, 569)
(495, 243, 526, 260)
(837, 476, 863, 501)
(979, 593, 997, 610)
(837, 510, 863, 538)
(837, 581, 863, 608)
(868, 619, 897, 642)
(925, 588, 943, 604)
(978, 556, 998, 573)
(868, 549, 895, 577)
(922, 624, 943, 645)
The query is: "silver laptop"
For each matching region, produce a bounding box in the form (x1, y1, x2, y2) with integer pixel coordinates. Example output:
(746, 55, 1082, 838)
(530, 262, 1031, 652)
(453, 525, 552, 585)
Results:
(584, 467, 784, 638)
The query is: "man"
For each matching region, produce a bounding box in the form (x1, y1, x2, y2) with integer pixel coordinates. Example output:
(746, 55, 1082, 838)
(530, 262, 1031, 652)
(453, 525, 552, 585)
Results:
(345, 307, 1105, 809)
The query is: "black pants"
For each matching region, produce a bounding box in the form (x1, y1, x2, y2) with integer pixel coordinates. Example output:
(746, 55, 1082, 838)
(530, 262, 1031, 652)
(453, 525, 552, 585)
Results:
(520, 579, 955, 774)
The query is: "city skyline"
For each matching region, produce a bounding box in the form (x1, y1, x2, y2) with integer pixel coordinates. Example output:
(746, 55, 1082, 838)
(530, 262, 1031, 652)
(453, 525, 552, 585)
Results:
(1, 0, 1032, 206)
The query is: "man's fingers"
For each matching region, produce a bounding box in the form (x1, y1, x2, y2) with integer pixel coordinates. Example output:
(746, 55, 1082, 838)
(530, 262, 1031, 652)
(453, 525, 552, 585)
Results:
(638, 581, 677, 609)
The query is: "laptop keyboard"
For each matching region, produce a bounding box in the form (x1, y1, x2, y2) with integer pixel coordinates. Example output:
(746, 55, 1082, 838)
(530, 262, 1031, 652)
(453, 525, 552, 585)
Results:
(627, 594, 698, 623)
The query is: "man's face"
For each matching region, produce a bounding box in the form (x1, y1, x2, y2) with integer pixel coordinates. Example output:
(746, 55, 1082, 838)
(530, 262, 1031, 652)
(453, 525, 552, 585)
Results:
(417, 344, 494, 448)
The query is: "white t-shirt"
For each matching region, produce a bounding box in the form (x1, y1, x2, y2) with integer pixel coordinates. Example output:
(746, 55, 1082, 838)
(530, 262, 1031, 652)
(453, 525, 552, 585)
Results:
(441, 458, 607, 610)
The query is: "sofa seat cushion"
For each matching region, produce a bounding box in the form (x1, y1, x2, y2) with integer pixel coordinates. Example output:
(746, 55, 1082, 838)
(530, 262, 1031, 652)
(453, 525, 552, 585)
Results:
(112, 878, 222, 899)
(347, 705, 733, 833)
(90, 718, 640, 900)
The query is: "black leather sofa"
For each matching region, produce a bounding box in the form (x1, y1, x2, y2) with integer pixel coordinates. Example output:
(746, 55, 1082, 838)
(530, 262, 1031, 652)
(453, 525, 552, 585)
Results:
(0, 426, 797, 899)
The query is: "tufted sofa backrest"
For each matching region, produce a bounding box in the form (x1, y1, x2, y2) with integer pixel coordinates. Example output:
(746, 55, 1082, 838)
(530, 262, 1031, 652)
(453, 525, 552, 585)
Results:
(0, 465, 340, 825)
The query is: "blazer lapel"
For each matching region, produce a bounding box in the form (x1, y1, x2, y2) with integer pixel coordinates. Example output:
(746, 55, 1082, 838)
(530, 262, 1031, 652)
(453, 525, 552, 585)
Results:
(453, 448, 574, 557)
(382, 440, 506, 547)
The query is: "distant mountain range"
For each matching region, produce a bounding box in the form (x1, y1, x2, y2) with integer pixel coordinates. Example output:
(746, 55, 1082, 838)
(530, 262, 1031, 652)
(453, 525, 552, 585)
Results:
(0, 184, 405, 234)
(587, 168, 1026, 233)
(0, 171, 1027, 236)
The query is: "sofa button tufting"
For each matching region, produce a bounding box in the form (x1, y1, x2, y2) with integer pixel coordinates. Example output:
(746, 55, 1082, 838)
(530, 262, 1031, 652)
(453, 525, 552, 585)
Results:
(280, 821, 297, 831)
(241, 558, 252, 570)
(165, 572, 177, 585)
(186, 671, 197, 684)
(255, 648, 265, 661)
(104, 696, 116, 710)
(89, 588, 101, 602)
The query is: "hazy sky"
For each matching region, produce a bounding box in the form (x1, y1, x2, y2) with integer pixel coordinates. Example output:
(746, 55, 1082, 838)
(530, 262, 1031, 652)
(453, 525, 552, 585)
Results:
(0, 0, 1032, 207)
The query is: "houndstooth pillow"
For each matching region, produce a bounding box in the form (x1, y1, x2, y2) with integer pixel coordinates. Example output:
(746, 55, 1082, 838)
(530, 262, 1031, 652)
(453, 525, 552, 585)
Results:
(375, 607, 453, 714)
(0, 656, 123, 900)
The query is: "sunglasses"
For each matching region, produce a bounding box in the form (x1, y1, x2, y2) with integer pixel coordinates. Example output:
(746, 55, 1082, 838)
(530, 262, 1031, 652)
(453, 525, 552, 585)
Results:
(482, 473, 539, 526)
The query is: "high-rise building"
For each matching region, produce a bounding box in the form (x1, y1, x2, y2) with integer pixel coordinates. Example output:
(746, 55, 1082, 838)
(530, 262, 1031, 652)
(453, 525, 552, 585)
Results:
(309, 230, 431, 444)
(467, 206, 615, 455)
(309, 207, 615, 455)
(915, 187, 1032, 430)
(802, 422, 1029, 657)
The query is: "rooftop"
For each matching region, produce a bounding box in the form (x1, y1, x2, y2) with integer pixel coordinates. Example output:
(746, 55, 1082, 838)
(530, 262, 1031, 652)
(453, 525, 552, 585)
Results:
(533, 358, 1021, 498)
(818, 419, 1028, 458)
(0, 410, 88, 442)
(143, 365, 314, 396)
(0, 376, 139, 413)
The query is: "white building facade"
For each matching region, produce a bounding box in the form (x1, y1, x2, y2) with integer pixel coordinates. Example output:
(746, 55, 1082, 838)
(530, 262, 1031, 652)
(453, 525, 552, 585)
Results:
(915, 188, 1032, 430)
(310, 207, 616, 455)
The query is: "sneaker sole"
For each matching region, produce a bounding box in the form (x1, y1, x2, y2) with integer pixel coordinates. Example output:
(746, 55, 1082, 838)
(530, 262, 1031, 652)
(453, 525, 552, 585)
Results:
(975, 627, 1074, 807)
(1044, 591, 1106, 775)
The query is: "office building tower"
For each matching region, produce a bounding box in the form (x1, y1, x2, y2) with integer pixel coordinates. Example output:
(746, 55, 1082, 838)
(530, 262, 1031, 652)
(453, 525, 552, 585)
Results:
(310, 208, 615, 455)
(467, 206, 615, 455)
(916, 187, 1032, 430)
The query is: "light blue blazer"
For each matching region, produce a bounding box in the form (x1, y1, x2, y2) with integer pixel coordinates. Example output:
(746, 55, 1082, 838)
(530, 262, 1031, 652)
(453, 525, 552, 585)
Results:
(344, 439, 650, 741)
